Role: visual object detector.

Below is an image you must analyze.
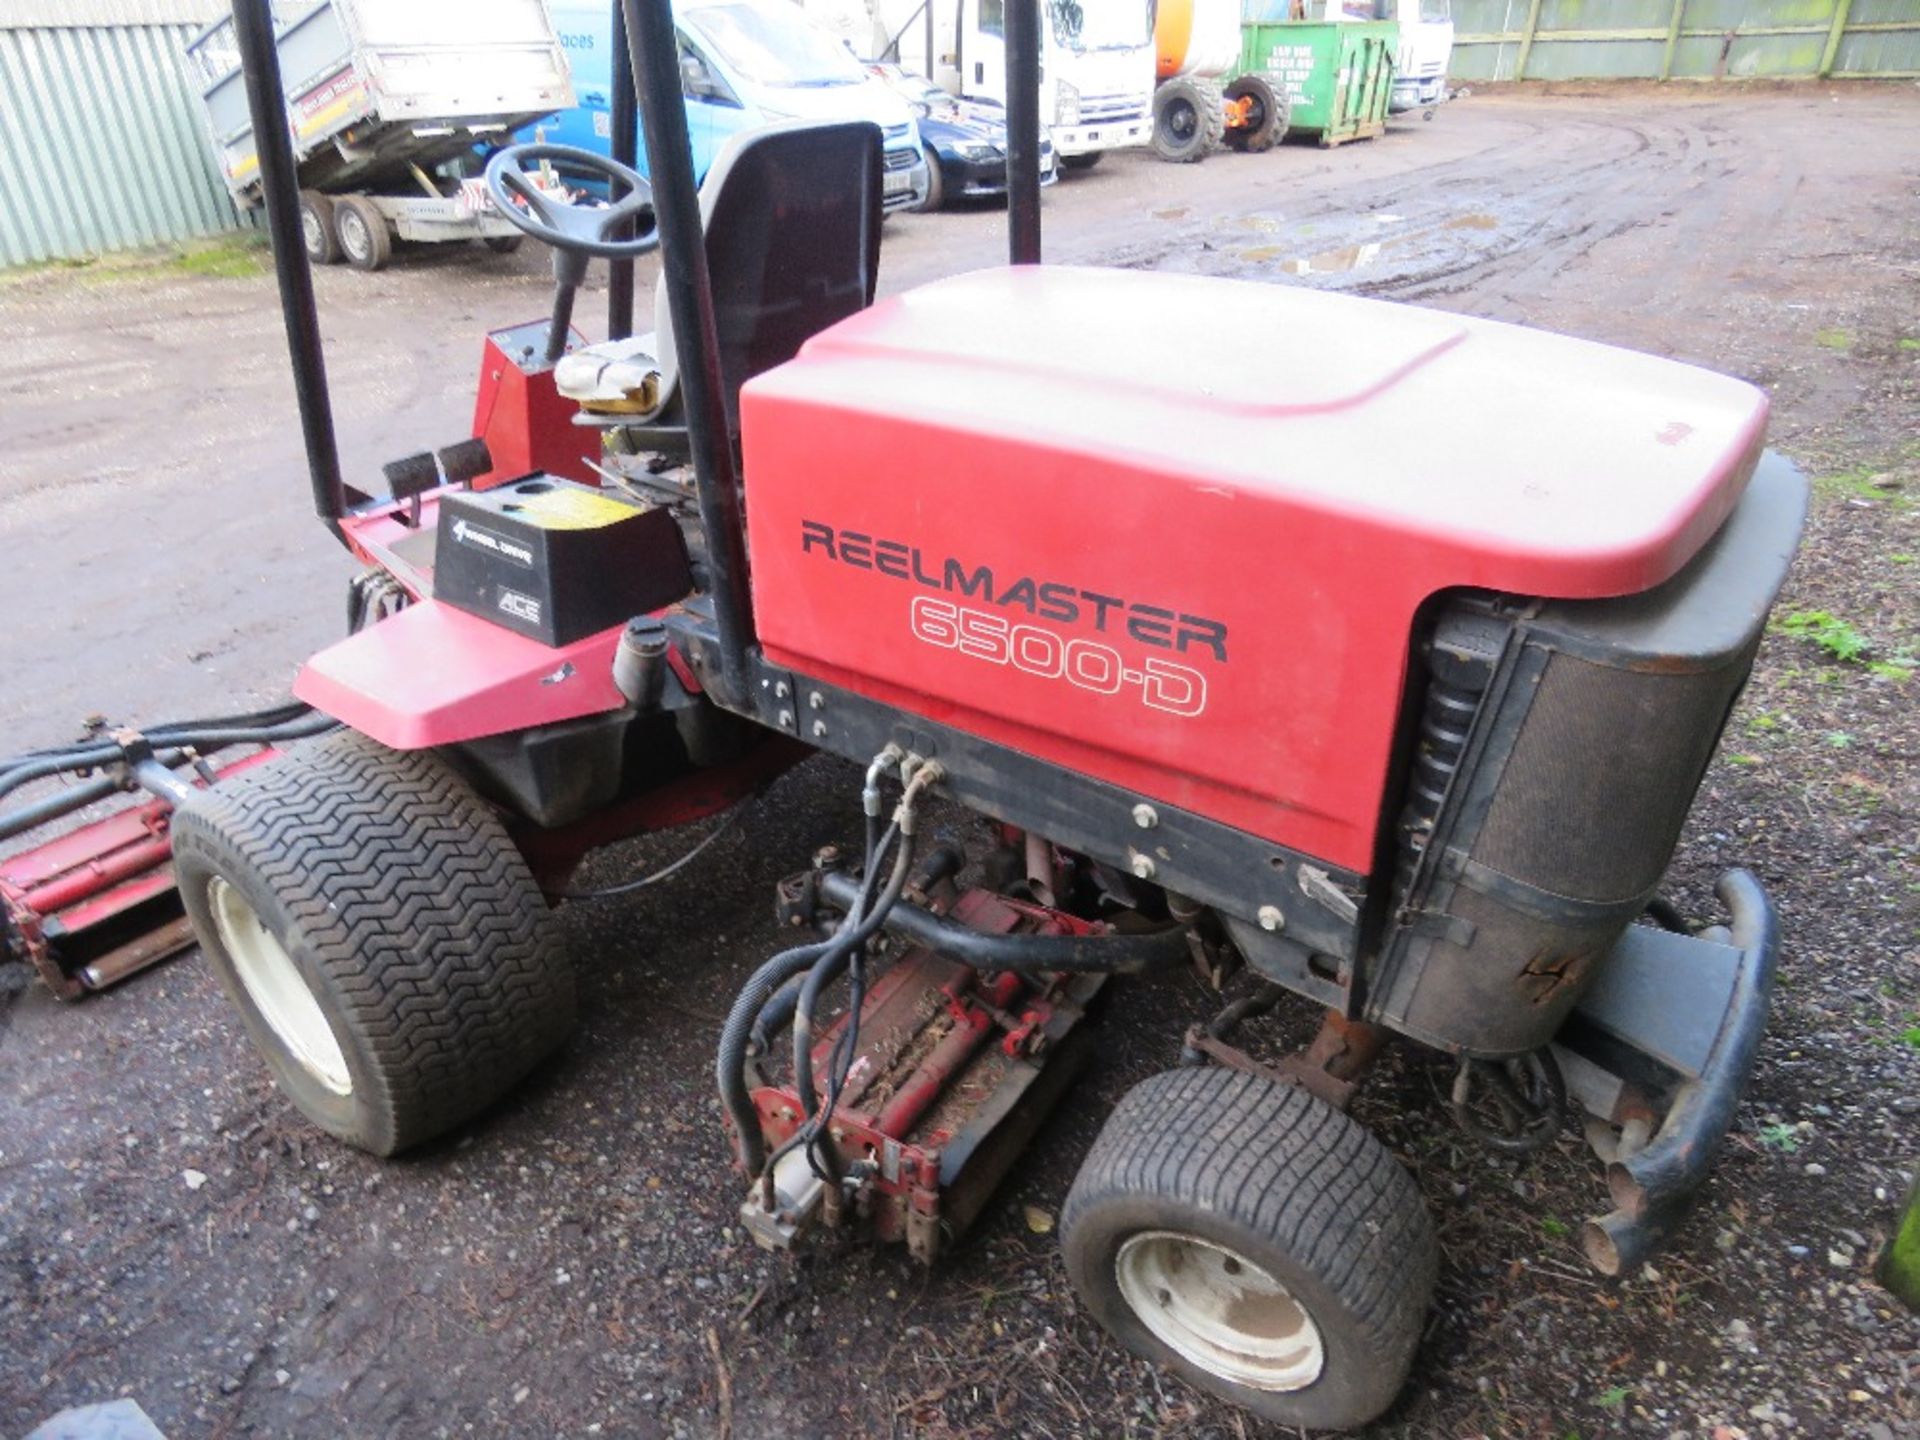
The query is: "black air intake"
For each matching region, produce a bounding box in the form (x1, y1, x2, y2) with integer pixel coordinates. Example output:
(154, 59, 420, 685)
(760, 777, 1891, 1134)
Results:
(1368, 454, 1806, 1058)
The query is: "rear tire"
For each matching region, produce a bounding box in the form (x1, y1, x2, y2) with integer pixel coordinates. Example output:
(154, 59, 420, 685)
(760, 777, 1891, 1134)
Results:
(1223, 75, 1288, 153)
(173, 730, 575, 1156)
(299, 190, 340, 264)
(1152, 78, 1224, 163)
(333, 195, 392, 272)
(1060, 1067, 1436, 1431)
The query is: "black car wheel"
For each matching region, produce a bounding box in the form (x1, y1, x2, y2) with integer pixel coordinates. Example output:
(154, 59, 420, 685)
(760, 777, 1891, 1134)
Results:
(913, 158, 947, 213)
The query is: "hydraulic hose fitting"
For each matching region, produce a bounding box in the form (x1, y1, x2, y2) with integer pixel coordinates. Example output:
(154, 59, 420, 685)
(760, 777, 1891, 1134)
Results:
(894, 759, 945, 836)
(863, 743, 905, 817)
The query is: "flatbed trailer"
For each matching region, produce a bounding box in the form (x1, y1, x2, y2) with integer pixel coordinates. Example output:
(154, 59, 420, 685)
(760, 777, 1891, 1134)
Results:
(187, 0, 575, 268)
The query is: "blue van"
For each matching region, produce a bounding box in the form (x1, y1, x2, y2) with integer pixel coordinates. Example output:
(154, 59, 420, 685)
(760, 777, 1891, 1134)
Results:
(546, 0, 929, 209)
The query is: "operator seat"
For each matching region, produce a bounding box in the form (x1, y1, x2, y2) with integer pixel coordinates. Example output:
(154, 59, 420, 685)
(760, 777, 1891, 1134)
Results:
(555, 119, 885, 443)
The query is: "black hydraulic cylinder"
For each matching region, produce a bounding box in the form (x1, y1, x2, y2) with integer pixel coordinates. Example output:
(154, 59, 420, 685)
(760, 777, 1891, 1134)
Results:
(230, 0, 347, 526)
(1004, 0, 1042, 265)
(607, 0, 638, 340)
(620, 0, 755, 705)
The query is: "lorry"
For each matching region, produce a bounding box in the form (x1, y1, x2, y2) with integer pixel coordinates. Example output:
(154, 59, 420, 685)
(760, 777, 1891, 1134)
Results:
(544, 0, 931, 210)
(187, 0, 576, 271)
(810, 0, 1156, 170)
(1383, 0, 1454, 113)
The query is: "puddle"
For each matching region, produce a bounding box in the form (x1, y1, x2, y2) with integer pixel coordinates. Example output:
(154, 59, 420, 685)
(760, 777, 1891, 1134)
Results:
(1237, 212, 1501, 276)
(1235, 215, 1285, 234)
(1153, 207, 1189, 221)
(1281, 241, 1384, 275)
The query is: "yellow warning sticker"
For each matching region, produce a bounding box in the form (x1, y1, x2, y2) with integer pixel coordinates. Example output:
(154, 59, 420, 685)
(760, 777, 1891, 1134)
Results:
(514, 486, 639, 531)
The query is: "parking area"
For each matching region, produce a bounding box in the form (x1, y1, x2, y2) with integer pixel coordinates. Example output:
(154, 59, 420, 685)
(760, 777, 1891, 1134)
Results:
(2, 83, 1917, 1438)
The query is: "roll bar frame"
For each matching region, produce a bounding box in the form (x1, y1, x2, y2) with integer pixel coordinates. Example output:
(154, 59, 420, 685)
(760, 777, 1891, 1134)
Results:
(229, 0, 1044, 684)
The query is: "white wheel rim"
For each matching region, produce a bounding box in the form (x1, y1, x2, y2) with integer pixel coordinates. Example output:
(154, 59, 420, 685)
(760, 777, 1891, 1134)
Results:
(208, 877, 352, 1096)
(1115, 1231, 1325, 1392)
(301, 208, 324, 254)
(339, 210, 368, 260)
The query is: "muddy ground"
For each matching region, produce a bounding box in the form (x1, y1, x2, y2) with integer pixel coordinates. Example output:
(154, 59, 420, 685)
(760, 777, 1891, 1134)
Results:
(1, 83, 1916, 1439)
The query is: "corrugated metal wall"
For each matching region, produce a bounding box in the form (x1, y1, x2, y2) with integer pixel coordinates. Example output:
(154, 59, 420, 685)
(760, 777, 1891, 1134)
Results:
(1451, 0, 1920, 82)
(0, 5, 243, 267)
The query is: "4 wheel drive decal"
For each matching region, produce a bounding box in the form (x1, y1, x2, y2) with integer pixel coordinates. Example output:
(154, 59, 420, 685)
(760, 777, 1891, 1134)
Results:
(798, 519, 1230, 664)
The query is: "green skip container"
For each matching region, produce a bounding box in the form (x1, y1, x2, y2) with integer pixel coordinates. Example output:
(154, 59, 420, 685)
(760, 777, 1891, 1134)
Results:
(1236, 15, 1397, 146)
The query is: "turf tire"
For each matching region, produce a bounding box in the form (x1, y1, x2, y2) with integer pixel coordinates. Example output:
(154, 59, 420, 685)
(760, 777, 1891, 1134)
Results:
(172, 730, 574, 1156)
(1060, 1066, 1437, 1431)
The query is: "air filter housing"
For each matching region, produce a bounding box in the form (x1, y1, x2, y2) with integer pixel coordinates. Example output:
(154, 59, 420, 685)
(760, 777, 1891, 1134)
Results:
(1366, 455, 1806, 1058)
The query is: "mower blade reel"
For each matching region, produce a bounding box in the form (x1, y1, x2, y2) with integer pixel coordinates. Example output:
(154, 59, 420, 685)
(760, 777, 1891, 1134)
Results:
(742, 888, 1107, 1261)
(0, 753, 275, 999)
(1551, 869, 1779, 1277)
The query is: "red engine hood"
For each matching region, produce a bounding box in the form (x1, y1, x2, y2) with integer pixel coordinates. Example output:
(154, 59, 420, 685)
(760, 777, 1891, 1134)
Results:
(743, 267, 1770, 872)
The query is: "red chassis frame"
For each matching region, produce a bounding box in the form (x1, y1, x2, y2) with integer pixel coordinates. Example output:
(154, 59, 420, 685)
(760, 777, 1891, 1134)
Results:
(3, 325, 796, 1000)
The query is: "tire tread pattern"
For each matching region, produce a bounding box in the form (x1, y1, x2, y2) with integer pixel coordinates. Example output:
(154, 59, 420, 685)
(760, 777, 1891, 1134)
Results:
(1152, 77, 1227, 163)
(172, 731, 573, 1154)
(1061, 1066, 1437, 1427)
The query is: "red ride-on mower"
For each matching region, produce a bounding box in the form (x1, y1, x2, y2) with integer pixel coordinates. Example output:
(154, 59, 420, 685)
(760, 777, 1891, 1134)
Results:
(5, 0, 1805, 1428)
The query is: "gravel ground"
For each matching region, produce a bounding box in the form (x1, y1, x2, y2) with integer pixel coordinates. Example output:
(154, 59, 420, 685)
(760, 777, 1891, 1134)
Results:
(1, 82, 1917, 1439)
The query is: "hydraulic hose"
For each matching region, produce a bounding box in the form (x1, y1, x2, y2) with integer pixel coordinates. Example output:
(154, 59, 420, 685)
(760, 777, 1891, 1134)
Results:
(0, 710, 338, 805)
(0, 773, 123, 843)
(0, 745, 126, 802)
(746, 833, 958, 1053)
(718, 757, 943, 1181)
(0, 701, 319, 775)
(790, 826, 915, 1122)
(748, 971, 808, 1057)
(716, 821, 903, 1179)
(814, 870, 1191, 974)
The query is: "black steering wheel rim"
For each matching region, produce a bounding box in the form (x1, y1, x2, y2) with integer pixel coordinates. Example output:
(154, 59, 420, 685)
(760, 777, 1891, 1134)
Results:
(484, 143, 659, 260)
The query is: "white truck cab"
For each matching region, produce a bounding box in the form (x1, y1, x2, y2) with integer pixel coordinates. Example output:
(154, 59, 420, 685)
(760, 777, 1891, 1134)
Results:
(812, 0, 1155, 166)
(1378, 0, 1453, 112)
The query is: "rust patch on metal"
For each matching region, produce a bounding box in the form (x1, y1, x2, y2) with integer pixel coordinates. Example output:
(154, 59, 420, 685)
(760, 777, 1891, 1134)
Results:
(1517, 949, 1592, 1005)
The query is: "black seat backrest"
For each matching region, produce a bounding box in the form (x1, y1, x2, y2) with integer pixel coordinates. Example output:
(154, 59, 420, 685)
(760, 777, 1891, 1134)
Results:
(700, 120, 884, 426)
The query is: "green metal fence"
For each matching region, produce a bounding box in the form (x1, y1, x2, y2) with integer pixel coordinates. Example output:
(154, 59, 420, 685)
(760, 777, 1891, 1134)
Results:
(1451, 0, 1920, 82)
(0, 2, 243, 267)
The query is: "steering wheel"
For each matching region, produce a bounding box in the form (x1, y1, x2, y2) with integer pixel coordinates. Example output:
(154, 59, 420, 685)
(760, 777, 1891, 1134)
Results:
(484, 143, 659, 259)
